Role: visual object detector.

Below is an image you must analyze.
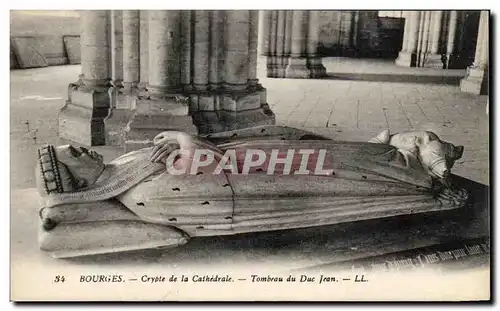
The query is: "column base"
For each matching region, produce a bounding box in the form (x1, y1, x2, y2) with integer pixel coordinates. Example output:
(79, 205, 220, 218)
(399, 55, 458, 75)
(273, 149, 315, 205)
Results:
(124, 95, 198, 152)
(103, 87, 136, 147)
(421, 53, 445, 69)
(266, 55, 289, 78)
(460, 66, 489, 95)
(285, 57, 327, 79)
(308, 57, 328, 78)
(445, 53, 460, 69)
(57, 84, 110, 146)
(395, 51, 416, 67)
(189, 85, 276, 134)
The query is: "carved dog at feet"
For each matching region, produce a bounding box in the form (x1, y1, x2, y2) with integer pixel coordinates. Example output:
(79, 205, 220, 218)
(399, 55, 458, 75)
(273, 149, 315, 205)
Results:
(370, 129, 464, 181)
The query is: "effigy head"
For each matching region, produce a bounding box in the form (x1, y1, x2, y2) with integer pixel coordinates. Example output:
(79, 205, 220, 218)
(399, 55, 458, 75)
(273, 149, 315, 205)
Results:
(36, 145, 105, 195)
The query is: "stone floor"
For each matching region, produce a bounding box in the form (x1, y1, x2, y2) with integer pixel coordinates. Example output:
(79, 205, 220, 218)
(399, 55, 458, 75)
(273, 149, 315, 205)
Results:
(10, 57, 489, 190)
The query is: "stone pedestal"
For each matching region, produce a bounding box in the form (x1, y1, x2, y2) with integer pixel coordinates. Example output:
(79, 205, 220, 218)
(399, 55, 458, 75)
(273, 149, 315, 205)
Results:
(58, 83, 110, 146)
(460, 67, 488, 96)
(284, 57, 326, 79)
(422, 53, 445, 69)
(58, 11, 111, 146)
(395, 51, 415, 67)
(104, 88, 136, 146)
(124, 95, 198, 152)
(190, 85, 275, 134)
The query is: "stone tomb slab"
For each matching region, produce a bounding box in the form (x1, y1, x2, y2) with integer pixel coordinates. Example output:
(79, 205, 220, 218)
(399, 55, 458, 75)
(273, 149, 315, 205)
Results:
(11, 36, 49, 69)
(63, 35, 81, 64)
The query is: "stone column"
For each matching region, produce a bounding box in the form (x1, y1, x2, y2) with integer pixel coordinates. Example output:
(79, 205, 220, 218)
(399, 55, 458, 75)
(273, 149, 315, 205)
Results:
(65, 10, 276, 149)
(397, 10, 461, 69)
(422, 10, 445, 68)
(58, 10, 111, 146)
(224, 11, 250, 89)
(265, 10, 326, 78)
(284, 10, 309, 78)
(274, 10, 287, 77)
(258, 10, 270, 56)
(265, 10, 279, 77)
(190, 10, 275, 134)
(445, 11, 458, 68)
(180, 10, 193, 90)
(147, 10, 182, 95)
(109, 10, 123, 88)
(395, 11, 420, 67)
(138, 10, 149, 90)
(460, 10, 489, 95)
(104, 10, 140, 146)
(248, 10, 260, 86)
(122, 10, 140, 90)
(193, 10, 210, 91)
(124, 10, 197, 152)
(416, 10, 432, 67)
(305, 10, 326, 77)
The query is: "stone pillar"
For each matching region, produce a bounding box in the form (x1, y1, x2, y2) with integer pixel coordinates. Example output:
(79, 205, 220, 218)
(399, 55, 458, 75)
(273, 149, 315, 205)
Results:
(138, 10, 149, 90)
(60, 10, 276, 149)
(265, 10, 280, 77)
(395, 11, 420, 67)
(445, 11, 458, 68)
(416, 10, 432, 67)
(266, 10, 326, 78)
(180, 10, 193, 90)
(284, 10, 309, 78)
(248, 10, 260, 86)
(258, 10, 270, 56)
(460, 10, 489, 95)
(422, 10, 445, 68)
(274, 10, 287, 78)
(193, 11, 210, 90)
(305, 10, 326, 77)
(122, 10, 140, 90)
(147, 11, 182, 95)
(396, 10, 460, 68)
(109, 10, 123, 88)
(104, 10, 140, 146)
(190, 10, 275, 134)
(124, 10, 197, 152)
(58, 10, 111, 146)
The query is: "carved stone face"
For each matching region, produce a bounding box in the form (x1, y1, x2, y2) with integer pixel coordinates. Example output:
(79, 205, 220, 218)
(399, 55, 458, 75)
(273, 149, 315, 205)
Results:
(54, 145, 105, 189)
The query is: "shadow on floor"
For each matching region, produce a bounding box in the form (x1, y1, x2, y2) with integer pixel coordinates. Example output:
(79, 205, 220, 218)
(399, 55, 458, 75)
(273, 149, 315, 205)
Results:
(323, 72, 463, 85)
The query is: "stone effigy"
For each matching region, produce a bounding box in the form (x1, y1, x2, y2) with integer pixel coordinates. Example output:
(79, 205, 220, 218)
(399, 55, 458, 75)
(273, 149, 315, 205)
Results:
(35, 125, 469, 258)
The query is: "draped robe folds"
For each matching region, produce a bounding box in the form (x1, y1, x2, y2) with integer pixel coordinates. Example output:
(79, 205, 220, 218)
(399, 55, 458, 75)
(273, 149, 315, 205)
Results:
(39, 135, 457, 236)
(41, 148, 165, 209)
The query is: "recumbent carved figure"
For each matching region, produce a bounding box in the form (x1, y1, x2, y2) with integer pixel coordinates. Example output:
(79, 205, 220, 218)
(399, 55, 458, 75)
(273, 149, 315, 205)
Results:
(35, 125, 468, 258)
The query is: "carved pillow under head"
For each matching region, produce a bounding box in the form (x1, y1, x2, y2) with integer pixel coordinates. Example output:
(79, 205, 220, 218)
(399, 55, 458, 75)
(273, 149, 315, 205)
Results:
(35, 145, 105, 196)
